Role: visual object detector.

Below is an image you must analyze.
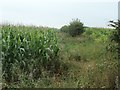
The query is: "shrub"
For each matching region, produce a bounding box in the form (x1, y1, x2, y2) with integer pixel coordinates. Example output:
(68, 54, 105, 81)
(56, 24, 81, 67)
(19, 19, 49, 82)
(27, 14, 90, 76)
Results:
(60, 25, 69, 33)
(69, 19, 84, 37)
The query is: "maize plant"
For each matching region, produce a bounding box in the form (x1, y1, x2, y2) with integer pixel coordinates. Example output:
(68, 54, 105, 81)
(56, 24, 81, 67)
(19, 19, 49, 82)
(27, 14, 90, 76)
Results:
(1, 24, 61, 83)
(108, 20, 120, 54)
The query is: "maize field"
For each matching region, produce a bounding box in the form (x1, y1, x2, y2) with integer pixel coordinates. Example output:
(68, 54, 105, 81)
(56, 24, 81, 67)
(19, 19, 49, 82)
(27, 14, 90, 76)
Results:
(1, 24, 63, 84)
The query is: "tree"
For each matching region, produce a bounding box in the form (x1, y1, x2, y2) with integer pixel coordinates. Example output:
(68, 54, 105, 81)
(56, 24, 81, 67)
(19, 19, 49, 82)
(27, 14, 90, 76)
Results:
(69, 19, 84, 37)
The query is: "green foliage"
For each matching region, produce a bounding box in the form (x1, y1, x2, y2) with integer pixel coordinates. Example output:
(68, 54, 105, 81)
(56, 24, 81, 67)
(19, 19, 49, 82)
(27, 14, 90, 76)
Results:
(1, 24, 63, 84)
(69, 19, 84, 37)
(83, 27, 113, 43)
(60, 19, 84, 37)
(58, 27, 118, 88)
(108, 20, 120, 43)
(109, 20, 120, 58)
(108, 20, 120, 88)
(60, 25, 69, 33)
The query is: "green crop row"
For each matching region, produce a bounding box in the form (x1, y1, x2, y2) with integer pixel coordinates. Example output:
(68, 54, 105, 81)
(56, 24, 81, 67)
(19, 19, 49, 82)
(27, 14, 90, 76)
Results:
(83, 28, 113, 42)
(1, 24, 63, 84)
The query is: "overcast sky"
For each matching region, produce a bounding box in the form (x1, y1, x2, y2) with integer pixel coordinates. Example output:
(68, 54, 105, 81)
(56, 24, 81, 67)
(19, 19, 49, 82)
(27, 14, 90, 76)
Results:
(0, 0, 119, 28)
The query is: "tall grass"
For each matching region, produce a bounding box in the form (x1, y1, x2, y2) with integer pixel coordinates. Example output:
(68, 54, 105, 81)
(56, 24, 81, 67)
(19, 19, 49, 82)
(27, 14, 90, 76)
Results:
(57, 27, 118, 88)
